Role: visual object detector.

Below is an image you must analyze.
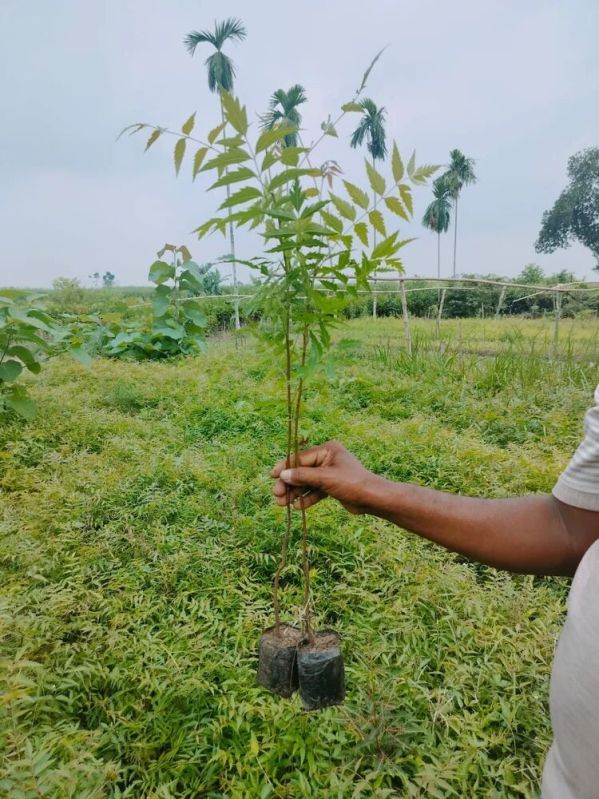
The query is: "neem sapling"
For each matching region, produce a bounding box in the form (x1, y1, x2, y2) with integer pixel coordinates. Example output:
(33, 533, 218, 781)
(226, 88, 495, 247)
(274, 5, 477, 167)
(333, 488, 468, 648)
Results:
(123, 55, 438, 708)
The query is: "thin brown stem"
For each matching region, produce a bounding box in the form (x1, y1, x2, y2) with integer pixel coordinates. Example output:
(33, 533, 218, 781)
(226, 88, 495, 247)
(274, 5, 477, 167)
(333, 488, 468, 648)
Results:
(272, 257, 294, 634)
(294, 328, 312, 638)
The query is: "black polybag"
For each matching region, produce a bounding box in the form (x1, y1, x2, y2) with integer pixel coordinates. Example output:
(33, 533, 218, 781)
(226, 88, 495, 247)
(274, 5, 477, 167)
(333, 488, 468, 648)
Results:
(257, 624, 302, 698)
(297, 630, 345, 711)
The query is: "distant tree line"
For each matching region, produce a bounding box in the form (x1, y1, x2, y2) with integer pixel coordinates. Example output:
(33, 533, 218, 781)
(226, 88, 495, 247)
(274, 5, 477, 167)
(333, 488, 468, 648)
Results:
(342, 264, 599, 320)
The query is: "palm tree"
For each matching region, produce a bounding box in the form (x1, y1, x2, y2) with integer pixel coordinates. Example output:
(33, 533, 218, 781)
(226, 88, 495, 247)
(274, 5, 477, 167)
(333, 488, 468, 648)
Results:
(184, 18, 247, 329)
(260, 85, 307, 148)
(350, 99, 387, 318)
(443, 149, 477, 278)
(422, 176, 452, 280)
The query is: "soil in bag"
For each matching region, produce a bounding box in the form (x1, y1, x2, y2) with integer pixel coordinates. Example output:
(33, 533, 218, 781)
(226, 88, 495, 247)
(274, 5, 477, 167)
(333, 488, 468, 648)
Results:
(257, 624, 303, 698)
(297, 630, 345, 711)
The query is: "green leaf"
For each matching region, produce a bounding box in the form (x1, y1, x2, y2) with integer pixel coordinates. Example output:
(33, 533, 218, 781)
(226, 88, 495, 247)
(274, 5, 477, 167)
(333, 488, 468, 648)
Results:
(365, 160, 386, 196)
(145, 128, 162, 151)
(406, 150, 416, 179)
(152, 320, 185, 340)
(207, 122, 226, 144)
(343, 180, 369, 210)
(354, 222, 368, 246)
(6, 345, 40, 373)
(152, 284, 171, 316)
(280, 147, 307, 166)
(391, 142, 404, 183)
(69, 347, 92, 367)
(181, 112, 195, 135)
(411, 163, 441, 184)
(193, 218, 220, 239)
(117, 122, 147, 140)
(174, 138, 186, 176)
(177, 245, 192, 263)
(320, 210, 343, 234)
(201, 149, 251, 172)
(330, 193, 357, 221)
(183, 303, 207, 327)
(359, 47, 386, 92)
(341, 101, 363, 113)
(385, 196, 409, 221)
(192, 147, 209, 180)
(268, 168, 319, 192)
(255, 127, 298, 153)
(4, 385, 35, 419)
(7, 308, 55, 333)
(209, 167, 256, 190)
(219, 186, 262, 210)
(148, 260, 175, 285)
(0, 359, 23, 382)
(369, 209, 386, 236)
(399, 184, 413, 215)
(221, 92, 248, 135)
(371, 232, 401, 259)
(321, 118, 338, 137)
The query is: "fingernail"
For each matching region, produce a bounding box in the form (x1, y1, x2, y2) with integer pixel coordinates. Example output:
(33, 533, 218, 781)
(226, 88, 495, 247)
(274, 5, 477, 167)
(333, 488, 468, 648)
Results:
(280, 469, 292, 482)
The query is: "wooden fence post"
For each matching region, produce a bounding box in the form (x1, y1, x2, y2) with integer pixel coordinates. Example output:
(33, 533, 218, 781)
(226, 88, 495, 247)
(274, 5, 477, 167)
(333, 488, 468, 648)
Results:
(495, 285, 507, 320)
(553, 288, 562, 358)
(400, 279, 412, 356)
(436, 288, 447, 338)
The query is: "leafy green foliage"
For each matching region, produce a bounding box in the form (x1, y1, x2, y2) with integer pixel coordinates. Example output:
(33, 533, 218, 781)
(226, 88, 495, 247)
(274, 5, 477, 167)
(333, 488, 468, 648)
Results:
(102, 246, 208, 359)
(0, 296, 64, 419)
(535, 147, 599, 268)
(1, 319, 592, 796)
(124, 72, 438, 634)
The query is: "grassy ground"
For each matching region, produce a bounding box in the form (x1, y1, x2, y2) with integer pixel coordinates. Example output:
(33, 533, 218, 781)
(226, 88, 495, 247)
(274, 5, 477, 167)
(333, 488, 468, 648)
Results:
(1, 317, 597, 798)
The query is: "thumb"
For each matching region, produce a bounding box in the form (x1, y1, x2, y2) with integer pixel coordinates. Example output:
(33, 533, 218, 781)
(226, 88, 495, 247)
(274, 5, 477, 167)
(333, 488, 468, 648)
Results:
(279, 467, 325, 487)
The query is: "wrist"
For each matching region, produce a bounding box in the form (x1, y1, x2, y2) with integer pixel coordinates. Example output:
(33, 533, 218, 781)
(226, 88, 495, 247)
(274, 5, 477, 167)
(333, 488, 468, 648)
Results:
(359, 473, 397, 515)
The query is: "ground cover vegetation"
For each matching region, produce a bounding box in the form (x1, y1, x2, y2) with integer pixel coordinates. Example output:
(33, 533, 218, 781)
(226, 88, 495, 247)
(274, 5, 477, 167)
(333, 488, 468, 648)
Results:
(1, 316, 596, 797)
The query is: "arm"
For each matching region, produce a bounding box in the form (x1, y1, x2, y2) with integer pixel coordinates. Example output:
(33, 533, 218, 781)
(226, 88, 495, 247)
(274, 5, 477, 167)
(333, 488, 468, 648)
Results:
(272, 441, 599, 577)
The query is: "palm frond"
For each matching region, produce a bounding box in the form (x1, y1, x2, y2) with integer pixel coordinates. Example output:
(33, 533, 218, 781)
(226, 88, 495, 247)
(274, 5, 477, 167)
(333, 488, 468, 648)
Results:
(213, 17, 247, 49)
(184, 30, 216, 54)
(445, 149, 477, 194)
(350, 98, 387, 161)
(261, 85, 307, 147)
(206, 51, 235, 93)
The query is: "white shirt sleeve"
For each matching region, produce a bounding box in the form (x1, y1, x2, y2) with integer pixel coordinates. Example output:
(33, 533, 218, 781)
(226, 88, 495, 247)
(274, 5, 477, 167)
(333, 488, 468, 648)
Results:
(552, 385, 599, 511)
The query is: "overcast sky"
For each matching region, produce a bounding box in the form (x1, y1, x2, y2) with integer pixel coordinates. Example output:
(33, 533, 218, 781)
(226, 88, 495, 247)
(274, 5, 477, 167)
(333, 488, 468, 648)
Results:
(1, 0, 597, 288)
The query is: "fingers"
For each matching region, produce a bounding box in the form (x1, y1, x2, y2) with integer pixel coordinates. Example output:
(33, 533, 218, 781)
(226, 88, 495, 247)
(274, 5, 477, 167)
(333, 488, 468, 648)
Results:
(270, 444, 329, 478)
(278, 466, 326, 488)
(273, 485, 327, 510)
(273, 479, 304, 504)
(293, 489, 326, 510)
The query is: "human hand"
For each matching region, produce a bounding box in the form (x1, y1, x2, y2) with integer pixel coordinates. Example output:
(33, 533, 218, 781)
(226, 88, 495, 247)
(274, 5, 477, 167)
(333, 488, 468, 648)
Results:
(271, 440, 382, 514)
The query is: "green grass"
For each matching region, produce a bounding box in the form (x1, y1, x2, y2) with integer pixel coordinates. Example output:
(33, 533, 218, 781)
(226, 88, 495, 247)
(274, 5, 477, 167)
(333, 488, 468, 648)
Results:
(1, 318, 597, 798)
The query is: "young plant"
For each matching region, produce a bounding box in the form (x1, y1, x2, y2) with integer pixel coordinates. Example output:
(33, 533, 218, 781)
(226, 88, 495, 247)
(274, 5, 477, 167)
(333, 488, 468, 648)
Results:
(123, 56, 438, 705)
(0, 295, 74, 419)
(102, 245, 208, 359)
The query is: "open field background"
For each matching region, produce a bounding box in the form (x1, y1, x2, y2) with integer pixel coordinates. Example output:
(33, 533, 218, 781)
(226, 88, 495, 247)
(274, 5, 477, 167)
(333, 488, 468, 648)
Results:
(2, 317, 598, 798)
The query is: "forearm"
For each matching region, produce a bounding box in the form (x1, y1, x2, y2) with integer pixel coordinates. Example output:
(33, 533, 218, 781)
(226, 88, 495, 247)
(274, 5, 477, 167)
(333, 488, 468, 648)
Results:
(364, 476, 581, 576)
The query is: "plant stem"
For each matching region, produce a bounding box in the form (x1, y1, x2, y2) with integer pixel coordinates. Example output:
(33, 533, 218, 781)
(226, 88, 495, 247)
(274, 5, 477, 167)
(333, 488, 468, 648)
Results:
(272, 265, 294, 634)
(294, 328, 312, 639)
(219, 94, 240, 330)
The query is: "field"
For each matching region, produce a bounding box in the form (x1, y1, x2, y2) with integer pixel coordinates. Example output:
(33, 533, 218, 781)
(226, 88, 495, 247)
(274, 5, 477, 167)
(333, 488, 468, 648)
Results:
(1, 316, 597, 798)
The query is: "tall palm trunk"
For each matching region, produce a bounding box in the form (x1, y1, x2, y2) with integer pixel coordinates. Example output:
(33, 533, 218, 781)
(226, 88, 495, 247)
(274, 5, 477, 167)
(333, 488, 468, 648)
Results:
(452, 193, 459, 278)
(437, 231, 441, 280)
(372, 155, 378, 320)
(219, 95, 240, 329)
